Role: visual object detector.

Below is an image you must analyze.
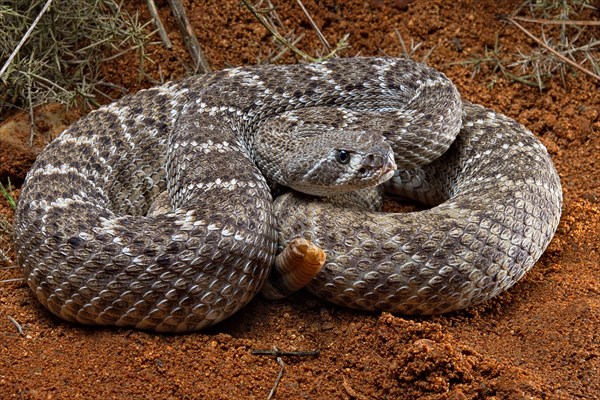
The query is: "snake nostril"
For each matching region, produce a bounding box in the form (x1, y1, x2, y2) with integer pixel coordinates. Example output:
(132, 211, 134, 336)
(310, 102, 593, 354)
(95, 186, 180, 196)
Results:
(358, 167, 366, 174)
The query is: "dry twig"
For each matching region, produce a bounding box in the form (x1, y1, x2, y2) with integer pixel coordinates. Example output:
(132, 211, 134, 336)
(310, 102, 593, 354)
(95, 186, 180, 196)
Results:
(252, 347, 319, 400)
(294, 0, 331, 53)
(0, 0, 53, 79)
(7, 316, 24, 335)
(511, 15, 600, 26)
(251, 348, 319, 357)
(342, 375, 369, 400)
(167, 0, 210, 73)
(146, 0, 172, 49)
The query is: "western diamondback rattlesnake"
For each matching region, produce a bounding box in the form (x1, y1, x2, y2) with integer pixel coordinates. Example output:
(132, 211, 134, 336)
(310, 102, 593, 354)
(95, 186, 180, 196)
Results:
(14, 57, 562, 332)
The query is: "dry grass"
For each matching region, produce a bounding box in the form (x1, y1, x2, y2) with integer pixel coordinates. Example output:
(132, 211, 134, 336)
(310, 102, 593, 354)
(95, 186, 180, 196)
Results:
(461, 0, 599, 89)
(0, 0, 155, 118)
(242, 0, 350, 63)
(244, 1, 598, 90)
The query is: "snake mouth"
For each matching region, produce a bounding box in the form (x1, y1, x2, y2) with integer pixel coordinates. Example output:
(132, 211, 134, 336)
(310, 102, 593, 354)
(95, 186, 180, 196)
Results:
(360, 149, 396, 179)
(382, 168, 396, 181)
(380, 152, 397, 181)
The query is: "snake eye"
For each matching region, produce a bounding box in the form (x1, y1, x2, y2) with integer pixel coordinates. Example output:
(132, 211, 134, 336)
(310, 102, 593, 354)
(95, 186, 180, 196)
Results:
(335, 150, 351, 165)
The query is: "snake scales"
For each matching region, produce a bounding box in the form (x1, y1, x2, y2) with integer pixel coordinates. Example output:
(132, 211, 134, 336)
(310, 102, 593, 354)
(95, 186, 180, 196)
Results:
(14, 58, 562, 332)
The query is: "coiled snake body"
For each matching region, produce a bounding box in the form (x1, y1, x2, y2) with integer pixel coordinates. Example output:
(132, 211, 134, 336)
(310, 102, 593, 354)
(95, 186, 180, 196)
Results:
(14, 58, 562, 332)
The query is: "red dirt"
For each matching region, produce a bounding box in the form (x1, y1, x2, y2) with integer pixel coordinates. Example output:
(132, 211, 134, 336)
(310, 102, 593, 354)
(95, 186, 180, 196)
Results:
(1, 0, 599, 399)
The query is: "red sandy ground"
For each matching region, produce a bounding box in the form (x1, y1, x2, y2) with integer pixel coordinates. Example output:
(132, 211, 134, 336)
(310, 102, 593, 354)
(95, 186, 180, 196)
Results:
(1, 0, 599, 398)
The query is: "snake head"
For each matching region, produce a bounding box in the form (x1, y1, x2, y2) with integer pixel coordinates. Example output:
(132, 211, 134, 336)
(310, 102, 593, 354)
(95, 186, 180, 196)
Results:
(254, 107, 397, 197)
(283, 130, 397, 196)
